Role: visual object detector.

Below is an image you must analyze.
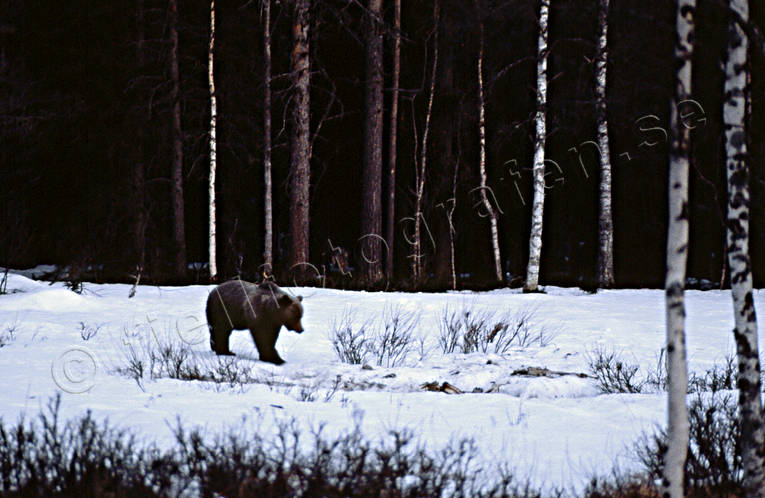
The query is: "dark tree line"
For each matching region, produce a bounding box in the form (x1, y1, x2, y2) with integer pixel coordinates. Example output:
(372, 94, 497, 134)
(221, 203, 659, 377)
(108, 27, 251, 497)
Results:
(1, 0, 764, 289)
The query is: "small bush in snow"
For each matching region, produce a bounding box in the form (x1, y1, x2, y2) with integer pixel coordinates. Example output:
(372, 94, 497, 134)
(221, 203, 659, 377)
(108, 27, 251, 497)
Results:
(372, 305, 419, 367)
(0, 395, 537, 497)
(582, 474, 659, 497)
(636, 391, 743, 496)
(294, 377, 345, 403)
(642, 348, 668, 393)
(688, 355, 737, 393)
(0, 395, 163, 496)
(438, 305, 547, 355)
(587, 347, 645, 394)
(78, 321, 101, 341)
(330, 305, 420, 367)
(117, 326, 257, 388)
(330, 308, 370, 365)
(590, 347, 746, 396)
(0, 322, 18, 348)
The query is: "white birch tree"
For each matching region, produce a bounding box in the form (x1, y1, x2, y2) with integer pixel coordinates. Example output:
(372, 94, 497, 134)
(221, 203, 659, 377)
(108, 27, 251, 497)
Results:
(524, 0, 549, 292)
(207, 0, 218, 281)
(477, 14, 502, 283)
(723, 0, 765, 493)
(263, 0, 273, 276)
(411, 0, 439, 284)
(595, 0, 614, 289)
(663, 1, 695, 496)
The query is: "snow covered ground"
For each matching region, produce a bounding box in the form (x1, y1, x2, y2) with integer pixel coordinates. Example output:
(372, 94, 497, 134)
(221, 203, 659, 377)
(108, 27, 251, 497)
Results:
(0, 270, 760, 494)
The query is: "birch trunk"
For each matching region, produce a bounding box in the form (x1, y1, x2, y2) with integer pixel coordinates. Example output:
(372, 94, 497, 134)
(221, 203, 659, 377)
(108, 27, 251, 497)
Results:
(289, 0, 311, 276)
(412, 0, 439, 285)
(169, 0, 186, 277)
(361, 0, 384, 283)
(477, 18, 502, 283)
(595, 0, 614, 289)
(385, 0, 401, 281)
(524, 0, 549, 292)
(723, 0, 765, 494)
(263, 0, 273, 276)
(663, 1, 695, 496)
(207, 0, 217, 281)
(446, 111, 462, 291)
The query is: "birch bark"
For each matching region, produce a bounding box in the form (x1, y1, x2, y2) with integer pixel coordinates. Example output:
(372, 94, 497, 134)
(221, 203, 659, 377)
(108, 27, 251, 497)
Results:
(663, 1, 695, 496)
(723, 0, 765, 494)
(477, 18, 502, 283)
(595, 0, 614, 289)
(207, 0, 217, 281)
(411, 0, 439, 285)
(524, 0, 549, 292)
(263, 0, 273, 276)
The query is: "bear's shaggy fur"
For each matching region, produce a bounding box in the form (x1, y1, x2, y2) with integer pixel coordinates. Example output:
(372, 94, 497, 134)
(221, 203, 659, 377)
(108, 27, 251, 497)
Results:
(206, 280, 304, 364)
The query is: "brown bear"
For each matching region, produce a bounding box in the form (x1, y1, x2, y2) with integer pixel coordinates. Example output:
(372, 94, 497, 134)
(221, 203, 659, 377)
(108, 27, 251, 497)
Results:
(205, 280, 304, 364)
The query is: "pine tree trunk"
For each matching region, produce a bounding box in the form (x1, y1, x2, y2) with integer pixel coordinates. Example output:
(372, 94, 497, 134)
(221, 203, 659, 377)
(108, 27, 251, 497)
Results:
(360, 0, 384, 284)
(663, 1, 695, 496)
(524, 0, 549, 292)
(263, 0, 273, 276)
(207, 0, 217, 282)
(385, 0, 401, 282)
(595, 0, 614, 289)
(289, 0, 311, 278)
(169, 0, 186, 278)
(477, 17, 502, 283)
(723, 0, 765, 494)
(134, 0, 147, 271)
(432, 18, 456, 287)
(412, 0, 439, 285)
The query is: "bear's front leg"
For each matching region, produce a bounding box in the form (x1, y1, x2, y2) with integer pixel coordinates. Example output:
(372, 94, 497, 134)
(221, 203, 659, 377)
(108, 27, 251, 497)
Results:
(251, 327, 285, 365)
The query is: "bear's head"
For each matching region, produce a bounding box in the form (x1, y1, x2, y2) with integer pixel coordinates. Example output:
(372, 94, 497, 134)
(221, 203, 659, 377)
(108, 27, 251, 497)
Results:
(278, 294, 304, 333)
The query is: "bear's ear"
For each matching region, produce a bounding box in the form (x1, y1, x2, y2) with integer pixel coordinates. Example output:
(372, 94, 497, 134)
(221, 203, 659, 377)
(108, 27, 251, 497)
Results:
(277, 294, 292, 307)
(297, 295, 303, 302)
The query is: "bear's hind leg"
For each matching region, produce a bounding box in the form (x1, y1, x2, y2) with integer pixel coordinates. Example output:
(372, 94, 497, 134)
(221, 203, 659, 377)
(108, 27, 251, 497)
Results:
(209, 326, 234, 355)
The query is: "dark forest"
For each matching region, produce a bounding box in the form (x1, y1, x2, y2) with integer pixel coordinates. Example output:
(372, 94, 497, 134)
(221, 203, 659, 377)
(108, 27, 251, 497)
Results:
(2, 0, 764, 290)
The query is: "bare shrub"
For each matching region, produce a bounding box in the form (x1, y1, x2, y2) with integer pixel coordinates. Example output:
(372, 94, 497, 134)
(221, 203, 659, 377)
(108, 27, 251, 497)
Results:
(330, 308, 370, 365)
(116, 326, 257, 388)
(587, 346, 644, 394)
(5, 393, 746, 497)
(688, 355, 736, 393)
(0, 395, 161, 496)
(330, 305, 420, 367)
(591, 348, 745, 396)
(636, 391, 743, 495)
(0, 322, 18, 348)
(78, 322, 101, 341)
(643, 348, 668, 393)
(438, 305, 547, 355)
(372, 305, 419, 367)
